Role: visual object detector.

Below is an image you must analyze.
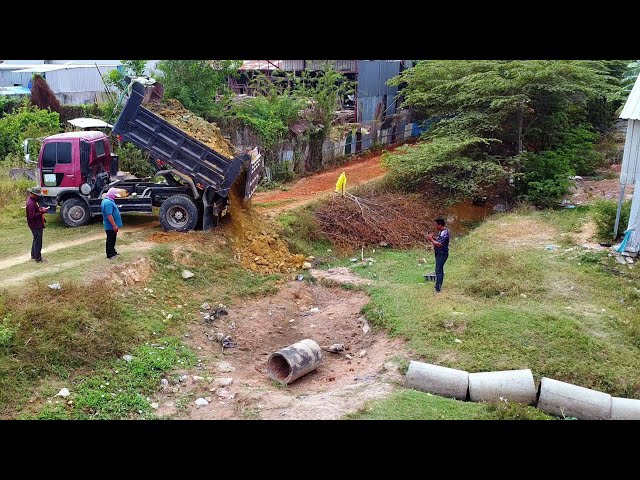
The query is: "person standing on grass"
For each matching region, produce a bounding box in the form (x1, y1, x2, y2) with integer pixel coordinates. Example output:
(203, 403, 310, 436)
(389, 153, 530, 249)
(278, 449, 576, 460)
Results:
(101, 187, 122, 259)
(26, 187, 49, 263)
(427, 218, 450, 293)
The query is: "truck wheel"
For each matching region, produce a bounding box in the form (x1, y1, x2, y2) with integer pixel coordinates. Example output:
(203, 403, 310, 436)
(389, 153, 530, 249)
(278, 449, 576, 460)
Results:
(61, 198, 91, 227)
(159, 194, 199, 232)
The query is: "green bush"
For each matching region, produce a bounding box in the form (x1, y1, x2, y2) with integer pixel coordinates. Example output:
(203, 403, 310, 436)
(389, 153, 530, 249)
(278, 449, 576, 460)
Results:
(382, 136, 506, 198)
(592, 199, 631, 240)
(0, 100, 60, 159)
(115, 143, 156, 177)
(269, 159, 294, 182)
(230, 95, 303, 149)
(515, 150, 574, 208)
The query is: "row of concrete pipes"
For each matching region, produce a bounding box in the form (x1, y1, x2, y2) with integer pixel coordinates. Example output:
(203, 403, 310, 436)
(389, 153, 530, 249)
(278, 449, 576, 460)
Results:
(406, 361, 640, 420)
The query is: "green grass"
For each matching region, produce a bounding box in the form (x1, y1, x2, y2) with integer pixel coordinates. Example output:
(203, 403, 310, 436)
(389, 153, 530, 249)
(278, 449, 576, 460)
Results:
(0, 226, 282, 419)
(254, 199, 296, 209)
(346, 390, 553, 420)
(0, 280, 144, 416)
(22, 337, 196, 420)
(304, 208, 640, 402)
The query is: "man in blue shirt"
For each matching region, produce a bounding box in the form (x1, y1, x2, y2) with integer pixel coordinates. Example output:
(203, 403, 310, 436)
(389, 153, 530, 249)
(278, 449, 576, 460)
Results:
(427, 218, 450, 293)
(101, 187, 123, 259)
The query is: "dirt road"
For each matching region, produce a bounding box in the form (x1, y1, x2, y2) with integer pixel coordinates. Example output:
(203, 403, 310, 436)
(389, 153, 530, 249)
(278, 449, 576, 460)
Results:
(0, 221, 159, 273)
(252, 149, 393, 214)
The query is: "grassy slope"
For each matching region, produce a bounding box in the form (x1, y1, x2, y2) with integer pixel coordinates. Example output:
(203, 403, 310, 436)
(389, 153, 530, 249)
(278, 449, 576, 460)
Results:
(346, 389, 553, 420)
(1, 233, 281, 419)
(352, 206, 640, 398)
(281, 203, 640, 419)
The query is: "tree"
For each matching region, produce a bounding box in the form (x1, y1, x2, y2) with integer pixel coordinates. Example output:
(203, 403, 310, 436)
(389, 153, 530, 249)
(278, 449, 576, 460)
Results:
(155, 60, 242, 118)
(385, 60, 625, 206)
(390, 61, 620, 154)
(622, 60, 640, 95)
(30, 74, 61, 113)
(104, 60, 148, 94)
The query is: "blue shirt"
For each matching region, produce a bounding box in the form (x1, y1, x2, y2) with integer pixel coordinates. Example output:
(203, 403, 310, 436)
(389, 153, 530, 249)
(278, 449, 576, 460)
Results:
(434, 228, 449, 255)
(101, 197, 122, 230)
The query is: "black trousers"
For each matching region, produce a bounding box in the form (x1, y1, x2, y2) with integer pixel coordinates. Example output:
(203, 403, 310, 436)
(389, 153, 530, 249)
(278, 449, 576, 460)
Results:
(30, 227, 43, 261)
(106, 230, 118, 258)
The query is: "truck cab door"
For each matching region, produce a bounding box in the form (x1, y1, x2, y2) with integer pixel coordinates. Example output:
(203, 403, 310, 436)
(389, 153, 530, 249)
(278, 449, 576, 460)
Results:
(40, 140, 78, 188)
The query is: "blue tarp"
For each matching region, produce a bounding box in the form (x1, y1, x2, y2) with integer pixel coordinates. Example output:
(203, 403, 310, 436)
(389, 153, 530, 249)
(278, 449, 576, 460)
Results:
(0, 86, 30, 96)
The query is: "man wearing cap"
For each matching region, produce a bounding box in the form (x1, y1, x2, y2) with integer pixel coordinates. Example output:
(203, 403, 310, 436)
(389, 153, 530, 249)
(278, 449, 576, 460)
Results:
(101, 187, 123, 259)
(26, 187, 49, 262)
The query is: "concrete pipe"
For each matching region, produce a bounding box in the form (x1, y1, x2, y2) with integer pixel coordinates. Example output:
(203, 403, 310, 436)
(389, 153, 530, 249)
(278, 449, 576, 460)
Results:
(405, 361, 469, 400)
(537, 377, 611, 420)
(610, 397, 640, 420)
(468, 369, 536, 405)
(267, 339, 323, 385)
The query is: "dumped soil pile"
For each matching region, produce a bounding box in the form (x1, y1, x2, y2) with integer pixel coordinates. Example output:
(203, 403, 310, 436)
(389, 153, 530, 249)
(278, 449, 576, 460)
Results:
(145, 99, 235, 158)
(147, 99, 303, 274)
(315, 192, 441, 250)
(223, 178, 306, 274)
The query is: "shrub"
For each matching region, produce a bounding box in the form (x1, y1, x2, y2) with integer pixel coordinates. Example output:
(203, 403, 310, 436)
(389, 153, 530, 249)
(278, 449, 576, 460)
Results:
(230, 95, 303, 149)
(382, 136, 506, 199)
(514, 150, 574, 209)
(269, 160, 294, 182)
(0, 100, 60, 159)
(115, 143, 156, 177)
(30, 75, 61, 113)
(592, 199, 631, 240)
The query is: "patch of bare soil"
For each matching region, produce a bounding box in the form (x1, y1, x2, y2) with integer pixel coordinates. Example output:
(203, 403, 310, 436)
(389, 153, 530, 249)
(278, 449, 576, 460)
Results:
(90, 253, 154, 287)
(568, 176, 634, 205)
(252, 149, 391, 215)
(491, 217, 558, 249)
(152, 281, 408, 420)
(568, 220, 607, 251)
(309, 267, 373, 287)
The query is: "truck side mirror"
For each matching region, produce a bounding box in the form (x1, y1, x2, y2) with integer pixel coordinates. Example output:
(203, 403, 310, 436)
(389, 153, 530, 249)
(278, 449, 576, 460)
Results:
(23, 139, 29, 154)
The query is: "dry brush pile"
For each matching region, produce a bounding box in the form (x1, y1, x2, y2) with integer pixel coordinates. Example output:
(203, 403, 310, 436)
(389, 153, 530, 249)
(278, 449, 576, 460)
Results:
(315, 192, 440, 250)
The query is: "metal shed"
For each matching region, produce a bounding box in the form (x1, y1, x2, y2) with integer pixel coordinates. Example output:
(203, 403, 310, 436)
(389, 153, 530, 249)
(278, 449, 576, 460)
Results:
(618, 75, 640, 253)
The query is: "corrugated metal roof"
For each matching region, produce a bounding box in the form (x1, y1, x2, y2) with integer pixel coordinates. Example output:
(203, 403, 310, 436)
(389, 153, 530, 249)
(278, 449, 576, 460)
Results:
(0, 86, 30, 95)
(620, 75, 640, 120)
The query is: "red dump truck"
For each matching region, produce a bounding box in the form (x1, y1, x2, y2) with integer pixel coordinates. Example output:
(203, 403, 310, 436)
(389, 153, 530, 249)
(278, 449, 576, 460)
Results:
(35, 80, 262, 231)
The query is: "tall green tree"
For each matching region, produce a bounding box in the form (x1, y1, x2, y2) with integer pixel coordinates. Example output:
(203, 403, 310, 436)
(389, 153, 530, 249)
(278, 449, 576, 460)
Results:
(155, 60, 242, 118)
(390, 60, 621, 155)
(385, 60, 625, 206)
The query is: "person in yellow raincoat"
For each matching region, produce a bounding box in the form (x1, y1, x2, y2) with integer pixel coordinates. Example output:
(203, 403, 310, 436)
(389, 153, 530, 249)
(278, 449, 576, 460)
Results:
(335, 172, 347, 196)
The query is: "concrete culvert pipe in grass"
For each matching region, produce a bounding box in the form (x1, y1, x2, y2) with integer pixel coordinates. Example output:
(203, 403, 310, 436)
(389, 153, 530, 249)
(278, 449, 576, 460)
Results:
(537, 377, 612, 420)
(468, 369, 536, 405)
(405, 361, 469, 400)
(610, 397, 640, 420)
(267, 339, 323, 385)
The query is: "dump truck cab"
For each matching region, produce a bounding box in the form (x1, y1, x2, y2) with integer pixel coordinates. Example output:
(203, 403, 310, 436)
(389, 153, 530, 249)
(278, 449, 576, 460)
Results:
(38, 131, 119, 225)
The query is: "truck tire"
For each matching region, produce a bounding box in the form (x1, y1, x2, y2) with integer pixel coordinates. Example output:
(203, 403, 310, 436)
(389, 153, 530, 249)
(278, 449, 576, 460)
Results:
(159, 194, 199, 232)
(61, 197, 91, 227)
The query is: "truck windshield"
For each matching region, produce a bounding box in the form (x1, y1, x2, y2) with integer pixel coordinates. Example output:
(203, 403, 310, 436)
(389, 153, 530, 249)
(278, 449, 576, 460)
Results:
(42, 142, 72, 167)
